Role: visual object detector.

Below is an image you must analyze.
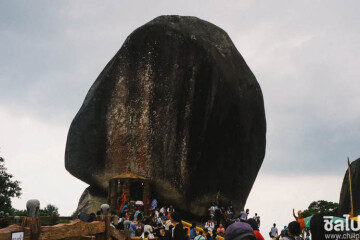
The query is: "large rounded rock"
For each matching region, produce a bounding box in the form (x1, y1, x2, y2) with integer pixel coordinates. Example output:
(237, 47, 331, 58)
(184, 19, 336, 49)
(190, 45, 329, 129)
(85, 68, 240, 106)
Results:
(65, 15, 266, 217)
(339, 158, 360, 216)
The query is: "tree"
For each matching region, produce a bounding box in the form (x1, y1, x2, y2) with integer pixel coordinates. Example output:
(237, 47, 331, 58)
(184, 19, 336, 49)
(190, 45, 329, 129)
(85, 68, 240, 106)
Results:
(10, 208, 27, 216)
(0, 156, 22, 213)
(302, 200, 339, 218)
(10, 204, 59, 217)
(39, 204, 59, 216)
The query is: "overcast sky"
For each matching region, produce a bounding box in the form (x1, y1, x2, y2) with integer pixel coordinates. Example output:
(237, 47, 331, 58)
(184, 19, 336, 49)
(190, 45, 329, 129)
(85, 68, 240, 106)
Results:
(1, 0, 359, 234)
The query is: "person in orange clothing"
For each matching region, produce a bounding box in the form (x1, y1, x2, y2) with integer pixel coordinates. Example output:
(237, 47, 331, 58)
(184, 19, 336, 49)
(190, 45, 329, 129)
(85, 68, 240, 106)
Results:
(246, 218, 264, 240)
(217, 223, 226, 237)
(292, 209, 305, 238)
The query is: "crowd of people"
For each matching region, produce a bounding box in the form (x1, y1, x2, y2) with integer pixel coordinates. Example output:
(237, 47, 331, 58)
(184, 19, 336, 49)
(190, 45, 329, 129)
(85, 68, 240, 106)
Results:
(84, 198, 356, 240)
(105, 199, 265, 240)
(269, 222, 310, 240)
(207, 203, 261, 230)
(110, 202, 188, 240)
(269, 214, 359, 240)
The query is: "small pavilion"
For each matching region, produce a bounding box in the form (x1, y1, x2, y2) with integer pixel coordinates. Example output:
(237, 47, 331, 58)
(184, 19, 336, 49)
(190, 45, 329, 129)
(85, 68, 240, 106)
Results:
(107, 172, 151, 214)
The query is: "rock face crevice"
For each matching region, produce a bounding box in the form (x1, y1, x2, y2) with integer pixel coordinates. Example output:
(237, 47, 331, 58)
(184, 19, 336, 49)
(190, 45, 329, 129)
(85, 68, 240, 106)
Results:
(65, 15, 266, 216)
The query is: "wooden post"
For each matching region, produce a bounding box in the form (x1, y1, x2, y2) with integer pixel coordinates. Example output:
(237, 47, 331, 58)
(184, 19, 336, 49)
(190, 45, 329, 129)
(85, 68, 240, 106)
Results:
(22, 217, 41, 240)
(96, 215, 111, 240)
(105, 216, 111, 240)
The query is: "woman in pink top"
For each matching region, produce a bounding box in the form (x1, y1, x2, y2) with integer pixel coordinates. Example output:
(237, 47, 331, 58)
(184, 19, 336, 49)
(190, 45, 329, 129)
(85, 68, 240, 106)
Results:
(216, 224, 225, 237)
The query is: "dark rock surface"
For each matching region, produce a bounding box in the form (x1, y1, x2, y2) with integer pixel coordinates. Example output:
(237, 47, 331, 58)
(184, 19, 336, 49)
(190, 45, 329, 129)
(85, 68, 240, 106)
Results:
(339, 158, 360, 216)
(65, 15, 266, 217)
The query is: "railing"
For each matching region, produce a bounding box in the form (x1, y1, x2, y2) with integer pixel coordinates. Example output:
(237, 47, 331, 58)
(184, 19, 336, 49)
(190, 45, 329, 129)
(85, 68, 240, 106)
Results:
(0, 216, 129, 240)
(0, 216, 73, 226)
(0, 216, 224, 240)
(182, 220, 224, 240)
(125, 220, 225, 240)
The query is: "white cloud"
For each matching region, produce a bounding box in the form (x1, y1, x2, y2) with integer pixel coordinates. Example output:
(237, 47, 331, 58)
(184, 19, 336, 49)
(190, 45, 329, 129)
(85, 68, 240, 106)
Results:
(0, 105, 87, 215)
(246, 173, 343, 235)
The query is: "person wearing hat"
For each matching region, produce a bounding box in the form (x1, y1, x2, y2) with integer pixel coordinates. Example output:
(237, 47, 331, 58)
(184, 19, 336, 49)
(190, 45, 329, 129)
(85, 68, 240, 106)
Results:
(225, 222, 256, 240)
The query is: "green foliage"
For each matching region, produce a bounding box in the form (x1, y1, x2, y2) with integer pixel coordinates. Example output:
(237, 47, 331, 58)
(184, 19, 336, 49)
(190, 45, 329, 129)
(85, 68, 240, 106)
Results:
(39, 204, 59, 216)
(0, 156, 22, 213)
(10, 204, 59, 217)
(302, 200, 339, 218)
(10, 208, 27, 216)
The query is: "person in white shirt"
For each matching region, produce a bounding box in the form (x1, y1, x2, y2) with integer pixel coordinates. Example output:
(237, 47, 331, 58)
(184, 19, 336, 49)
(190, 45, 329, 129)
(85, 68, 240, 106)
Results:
(160, 206, 166, 214)
(270, 223, 278, 239)
(204, 219, 214, 232)
(154, 207, 159, 218)
(167, 205, 175, 214)
(253, 213, 260, 227)
(240, 209, 249, 222)
(208, 205, 215, 221)
(142, 222, 154, 239)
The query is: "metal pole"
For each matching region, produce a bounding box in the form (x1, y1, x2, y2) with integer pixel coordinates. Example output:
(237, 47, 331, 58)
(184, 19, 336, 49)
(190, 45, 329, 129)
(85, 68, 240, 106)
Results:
(348, 157, 354, 217)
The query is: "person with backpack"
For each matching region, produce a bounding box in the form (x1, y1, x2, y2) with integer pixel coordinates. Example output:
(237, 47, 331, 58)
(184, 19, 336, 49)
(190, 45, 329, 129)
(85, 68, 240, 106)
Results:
(194, 231, 205, 240)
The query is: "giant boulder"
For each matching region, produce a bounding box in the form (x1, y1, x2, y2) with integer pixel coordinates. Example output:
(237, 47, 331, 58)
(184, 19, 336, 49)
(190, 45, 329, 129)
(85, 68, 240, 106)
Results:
(65, 15, 266, 217)
(339, 158, 360, 216)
